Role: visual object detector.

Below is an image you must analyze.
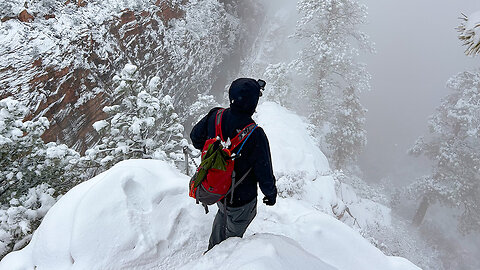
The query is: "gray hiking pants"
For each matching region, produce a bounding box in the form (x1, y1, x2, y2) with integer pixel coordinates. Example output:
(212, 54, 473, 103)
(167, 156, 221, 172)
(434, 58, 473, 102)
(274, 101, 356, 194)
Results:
(208, 198, 257, 250)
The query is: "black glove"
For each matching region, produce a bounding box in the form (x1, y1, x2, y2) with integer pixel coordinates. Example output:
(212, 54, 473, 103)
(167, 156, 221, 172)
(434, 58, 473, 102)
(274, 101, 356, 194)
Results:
(262, 195, 276, 206)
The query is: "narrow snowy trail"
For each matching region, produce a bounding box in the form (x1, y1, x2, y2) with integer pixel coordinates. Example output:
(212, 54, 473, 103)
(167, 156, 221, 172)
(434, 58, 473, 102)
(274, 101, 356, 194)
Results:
(0, 103, 420, 270)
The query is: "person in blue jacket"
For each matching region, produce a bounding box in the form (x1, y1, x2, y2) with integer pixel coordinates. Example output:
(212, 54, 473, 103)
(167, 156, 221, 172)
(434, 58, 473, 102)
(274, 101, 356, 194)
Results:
(190, 78, 277, 251)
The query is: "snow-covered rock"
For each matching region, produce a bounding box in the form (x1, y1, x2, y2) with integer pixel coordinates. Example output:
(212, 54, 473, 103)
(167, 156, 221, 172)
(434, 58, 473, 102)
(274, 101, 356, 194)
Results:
(0, 102, 420, 270)
(0, 0, 243, 151)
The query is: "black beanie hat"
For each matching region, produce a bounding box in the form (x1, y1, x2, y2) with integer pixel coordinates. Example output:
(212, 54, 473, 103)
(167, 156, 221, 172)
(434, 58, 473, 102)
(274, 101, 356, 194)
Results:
(228, 78, 261, 115)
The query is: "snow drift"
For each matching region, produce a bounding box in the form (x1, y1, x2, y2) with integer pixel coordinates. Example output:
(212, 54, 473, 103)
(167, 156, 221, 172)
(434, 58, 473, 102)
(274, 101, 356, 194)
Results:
(0, 102, 420, 270)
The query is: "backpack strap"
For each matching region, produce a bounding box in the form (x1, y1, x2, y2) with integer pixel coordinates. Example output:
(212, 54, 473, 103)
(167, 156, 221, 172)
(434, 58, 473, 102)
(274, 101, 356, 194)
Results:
(214, 109, 226, 141)
(228, 168, 252, 204)
(230, 124, 257, 155)
(215, 108, 257, 153)
(227, 125, 256, 204)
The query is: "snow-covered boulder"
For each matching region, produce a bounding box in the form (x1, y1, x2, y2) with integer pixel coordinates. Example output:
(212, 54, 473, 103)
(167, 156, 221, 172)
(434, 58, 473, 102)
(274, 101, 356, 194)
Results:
(0, 102, 420, 270)
(0, 160, 208, 269)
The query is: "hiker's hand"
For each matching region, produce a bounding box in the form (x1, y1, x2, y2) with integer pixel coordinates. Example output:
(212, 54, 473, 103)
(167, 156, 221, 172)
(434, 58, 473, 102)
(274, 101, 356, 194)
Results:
(263, 195, 276, 206)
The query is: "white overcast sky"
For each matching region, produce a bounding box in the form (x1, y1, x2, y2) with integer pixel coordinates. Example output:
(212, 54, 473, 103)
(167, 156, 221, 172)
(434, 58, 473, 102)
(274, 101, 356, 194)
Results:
(358, 0, 480, 182)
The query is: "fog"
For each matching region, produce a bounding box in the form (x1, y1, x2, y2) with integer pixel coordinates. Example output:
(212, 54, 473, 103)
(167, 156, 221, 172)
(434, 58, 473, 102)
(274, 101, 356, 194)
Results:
(356, 2, 480, 268)
(238, 1, 480, 267)
(358, 0, 480, 184)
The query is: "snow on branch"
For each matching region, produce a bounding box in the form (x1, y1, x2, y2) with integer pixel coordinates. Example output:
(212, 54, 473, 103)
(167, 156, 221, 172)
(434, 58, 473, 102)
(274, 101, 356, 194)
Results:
(458, 11, 480, 56)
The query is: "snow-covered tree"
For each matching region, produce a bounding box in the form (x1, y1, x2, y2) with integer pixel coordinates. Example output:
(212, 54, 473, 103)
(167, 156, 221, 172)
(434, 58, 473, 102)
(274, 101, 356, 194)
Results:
(0, 97, 81, 201)
(262, 63, 295, 107)
(186, 94, 219, 126)
(458, 11, 480, 56)
(290, 0, 372, 169)
(409, 14, 480, 233)
(326, 87, 367, 169)
(0, 97, 81, 256)
(0, 184, 56, 258)
(409, 71, 480, 233)
(154, 0, 241, 109)
(84, 64, 188, 172)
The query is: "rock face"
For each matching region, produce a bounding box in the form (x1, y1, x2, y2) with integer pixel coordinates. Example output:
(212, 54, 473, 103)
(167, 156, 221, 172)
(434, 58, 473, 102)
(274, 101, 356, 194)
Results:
(18, 10, 34, 22)
(0, 0, 254, 152)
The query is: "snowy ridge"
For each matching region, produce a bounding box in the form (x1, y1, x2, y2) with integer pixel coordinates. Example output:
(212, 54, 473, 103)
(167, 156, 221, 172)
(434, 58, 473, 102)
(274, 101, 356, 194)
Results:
(0, 102, 420, 270)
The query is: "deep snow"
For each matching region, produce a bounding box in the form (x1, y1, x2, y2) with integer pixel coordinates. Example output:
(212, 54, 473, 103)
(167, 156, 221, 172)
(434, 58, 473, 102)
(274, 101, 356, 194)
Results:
(0, 102, 420, 270)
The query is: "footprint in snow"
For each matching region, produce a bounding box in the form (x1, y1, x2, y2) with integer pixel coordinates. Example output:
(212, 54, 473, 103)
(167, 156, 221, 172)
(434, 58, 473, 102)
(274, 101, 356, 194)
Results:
(122, 176, 152, 213)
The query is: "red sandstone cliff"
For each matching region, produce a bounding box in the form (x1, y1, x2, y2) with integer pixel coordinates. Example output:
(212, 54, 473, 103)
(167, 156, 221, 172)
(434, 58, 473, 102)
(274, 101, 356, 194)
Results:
(0, 0, 253, 152)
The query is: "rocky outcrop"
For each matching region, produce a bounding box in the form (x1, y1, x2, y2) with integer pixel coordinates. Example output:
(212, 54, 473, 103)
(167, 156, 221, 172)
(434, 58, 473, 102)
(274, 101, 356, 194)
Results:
(0, 1, 189, 152)
(18, 10, 34, 22)
(0, 0, 257, 153)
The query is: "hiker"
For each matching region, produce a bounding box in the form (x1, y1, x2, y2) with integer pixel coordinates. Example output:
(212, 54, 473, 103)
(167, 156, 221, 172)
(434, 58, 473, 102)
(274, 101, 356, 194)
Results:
(190, 78, 277, 251)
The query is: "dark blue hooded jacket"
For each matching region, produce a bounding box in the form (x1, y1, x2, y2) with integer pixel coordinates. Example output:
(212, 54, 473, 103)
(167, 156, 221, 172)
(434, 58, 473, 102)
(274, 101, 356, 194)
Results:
(190, 78, 277, 207)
